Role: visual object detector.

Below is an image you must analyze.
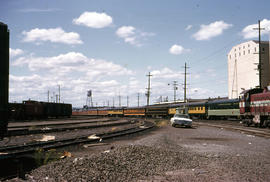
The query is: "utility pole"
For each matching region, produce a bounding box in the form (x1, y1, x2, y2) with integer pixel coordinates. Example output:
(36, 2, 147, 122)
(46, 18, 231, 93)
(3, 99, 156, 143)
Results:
(47, 90, 50, 102)
(182, 62, 190, 103)
(58, 85, 60, 103)
(119, 94, 121, 107)
(137, 93, 140, 107)
(127, 96, 129, 107)
(168, 81, 178, 102)
(146, 72, 152, 106)
(52, 92, 55, 103)
(113, 97, 115, 107)
(253, 20, 265, 89)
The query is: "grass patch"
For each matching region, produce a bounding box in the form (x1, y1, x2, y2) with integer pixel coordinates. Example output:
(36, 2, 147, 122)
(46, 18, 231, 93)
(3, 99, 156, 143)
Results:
(155, 119, 169, 127)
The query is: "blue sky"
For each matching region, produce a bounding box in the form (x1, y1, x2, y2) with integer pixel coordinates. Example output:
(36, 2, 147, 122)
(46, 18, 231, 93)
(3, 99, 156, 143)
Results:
(1, 0, 270, 107)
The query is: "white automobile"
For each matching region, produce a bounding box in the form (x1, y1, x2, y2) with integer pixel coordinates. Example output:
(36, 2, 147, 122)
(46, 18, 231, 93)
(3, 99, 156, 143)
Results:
(170, 114, 192, 128)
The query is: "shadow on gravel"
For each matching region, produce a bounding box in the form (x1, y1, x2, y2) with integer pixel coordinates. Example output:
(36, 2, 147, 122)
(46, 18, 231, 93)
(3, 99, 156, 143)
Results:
(188, 137, 231, 141)
(173, 126, 197, 129)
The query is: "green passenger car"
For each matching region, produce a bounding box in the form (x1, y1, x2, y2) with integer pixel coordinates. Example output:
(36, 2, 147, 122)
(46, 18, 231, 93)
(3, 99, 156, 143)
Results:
(207, 99, 240, 119)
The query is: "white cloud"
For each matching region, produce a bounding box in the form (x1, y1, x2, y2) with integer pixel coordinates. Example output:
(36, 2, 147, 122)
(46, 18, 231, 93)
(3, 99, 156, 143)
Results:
(193, 21, 232, 40)
(22, 27, 83, 45)
(151, 67, 183, 79)
(10, 52, 136, 106)
(169, 44, 190, 55)
(73, 12, 113, 28)
(10, 48, 24, 58)
(116, 26, 135, 38)
(116, 26, 155, 47)
(241, 19, 270, 39)
(185, 25, 192, 31)
(12, 52, 133, 77)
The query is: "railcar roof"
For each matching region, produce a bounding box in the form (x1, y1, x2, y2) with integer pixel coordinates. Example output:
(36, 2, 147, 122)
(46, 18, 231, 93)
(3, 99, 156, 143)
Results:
(207, 99, 239, 104)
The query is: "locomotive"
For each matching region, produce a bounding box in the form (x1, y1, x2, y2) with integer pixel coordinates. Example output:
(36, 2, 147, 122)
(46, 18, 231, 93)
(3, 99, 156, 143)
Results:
(240, 87, 270, 127)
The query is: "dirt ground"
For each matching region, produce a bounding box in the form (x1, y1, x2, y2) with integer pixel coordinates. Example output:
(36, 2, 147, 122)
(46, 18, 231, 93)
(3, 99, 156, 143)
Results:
(8, 120, 270, 181)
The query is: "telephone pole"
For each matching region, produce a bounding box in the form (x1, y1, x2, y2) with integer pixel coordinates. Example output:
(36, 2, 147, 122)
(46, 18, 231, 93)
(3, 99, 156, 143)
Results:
(253, 20, 265, 89)
(146, 72, 152, 106)
(47, 90, 50, 102)
(127, 96, 129, 107)
(119, 94, 121, 107)
(168, 81, 178, 102)
(58, 85, 60, 103)
(182, 62, 190, 103)
(137, 93, 140, 107)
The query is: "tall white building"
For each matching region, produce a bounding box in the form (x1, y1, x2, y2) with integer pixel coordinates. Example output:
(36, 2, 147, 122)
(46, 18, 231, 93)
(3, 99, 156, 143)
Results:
(227, 40, 270, 99)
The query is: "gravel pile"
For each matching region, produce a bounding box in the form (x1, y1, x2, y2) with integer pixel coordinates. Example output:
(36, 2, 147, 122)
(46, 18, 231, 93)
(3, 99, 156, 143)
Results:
(26, 145, 203, 182)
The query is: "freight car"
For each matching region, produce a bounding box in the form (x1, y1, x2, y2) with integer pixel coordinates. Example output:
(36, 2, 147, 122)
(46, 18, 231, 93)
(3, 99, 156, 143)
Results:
(8, 100, 72, 121)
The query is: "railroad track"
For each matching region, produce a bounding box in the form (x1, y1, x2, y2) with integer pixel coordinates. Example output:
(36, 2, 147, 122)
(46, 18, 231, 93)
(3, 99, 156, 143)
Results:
(6, 118, 127, 136)
(195, 121, 270, 138)
(0, 120, 155, 159)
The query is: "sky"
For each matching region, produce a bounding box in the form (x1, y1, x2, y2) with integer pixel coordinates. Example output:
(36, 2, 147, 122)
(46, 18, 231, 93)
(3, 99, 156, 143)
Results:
(1, 0, 270, 107)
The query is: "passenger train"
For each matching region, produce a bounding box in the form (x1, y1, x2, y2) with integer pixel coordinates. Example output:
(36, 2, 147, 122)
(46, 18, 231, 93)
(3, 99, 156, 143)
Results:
(73, 87, 270, 127)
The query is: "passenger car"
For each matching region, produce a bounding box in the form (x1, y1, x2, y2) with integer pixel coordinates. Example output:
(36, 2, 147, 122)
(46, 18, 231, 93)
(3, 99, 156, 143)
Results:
(170, 114, 192, 127)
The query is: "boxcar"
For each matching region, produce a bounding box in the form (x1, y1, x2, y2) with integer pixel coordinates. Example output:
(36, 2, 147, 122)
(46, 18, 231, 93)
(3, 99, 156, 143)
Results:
(8, 103, 25, 120)
(23, 100, 44, 119)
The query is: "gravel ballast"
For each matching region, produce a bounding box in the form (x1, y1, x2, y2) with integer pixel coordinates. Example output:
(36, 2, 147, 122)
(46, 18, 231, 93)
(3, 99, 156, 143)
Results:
(27, 145, 203, 182)
(6, 120, 270, 182)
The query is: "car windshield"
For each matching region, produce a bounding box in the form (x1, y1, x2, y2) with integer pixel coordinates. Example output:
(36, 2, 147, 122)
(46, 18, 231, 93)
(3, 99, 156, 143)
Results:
(174, 114, 189, 118)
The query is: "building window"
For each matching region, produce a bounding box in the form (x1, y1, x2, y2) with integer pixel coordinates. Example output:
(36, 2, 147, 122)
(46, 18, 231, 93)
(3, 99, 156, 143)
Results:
(239, 52, 241, 56)
(248, 50, 250, 54)
(243, 46, 245, 49)
(243, 51, 245, 55)
(235, 48, 236, 52)
(248, 44, 250, 47)
(239, 47, 241, 50)
(255, 47, 256, 52)
(229, 55, 231, 59)
(235, 53, 237, 57)
(262, 47, 265, 51)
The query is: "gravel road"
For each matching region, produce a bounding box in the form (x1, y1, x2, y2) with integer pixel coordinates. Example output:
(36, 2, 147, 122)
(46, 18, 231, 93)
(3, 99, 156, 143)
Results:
(7, 120, 270, 182)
